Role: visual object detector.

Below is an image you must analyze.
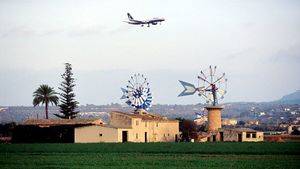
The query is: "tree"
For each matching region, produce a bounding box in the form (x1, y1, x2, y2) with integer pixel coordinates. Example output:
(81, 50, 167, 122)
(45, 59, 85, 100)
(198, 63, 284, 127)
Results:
(237, 120, 245, 126)
(55, 63, 79, 119)
(176, 118, 197, 142)
(33, 84, 59, 119)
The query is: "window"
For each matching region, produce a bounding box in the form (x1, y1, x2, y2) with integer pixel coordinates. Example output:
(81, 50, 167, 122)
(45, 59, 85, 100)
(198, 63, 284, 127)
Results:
(99, 133, 103, 137)
(136, 120, 139, 126)
(163, 134, 166, 137)
(252, 133, 256, 138)
(156, 123, 159, 127)
(246, 133, 251, 138)
(136, 133, 138, 139)
(145, 122, 147, 127)
(168, 133, 170, 136)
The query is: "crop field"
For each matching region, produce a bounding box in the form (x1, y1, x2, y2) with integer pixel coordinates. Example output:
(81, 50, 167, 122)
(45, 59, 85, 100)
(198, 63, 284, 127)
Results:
(0, 142, 299, 169)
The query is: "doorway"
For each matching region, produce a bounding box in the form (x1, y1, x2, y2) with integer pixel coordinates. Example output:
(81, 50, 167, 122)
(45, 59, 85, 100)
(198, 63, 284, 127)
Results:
(212, 135, 216, 142)
(144, 132, 148, 143)
(238, 134, 242, 142)
(122, 131, 128, 143)
(220, 132, 224, 142)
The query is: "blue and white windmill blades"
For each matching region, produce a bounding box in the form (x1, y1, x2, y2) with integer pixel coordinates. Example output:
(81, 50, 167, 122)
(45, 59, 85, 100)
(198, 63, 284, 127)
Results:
(121, 74, 153, 110)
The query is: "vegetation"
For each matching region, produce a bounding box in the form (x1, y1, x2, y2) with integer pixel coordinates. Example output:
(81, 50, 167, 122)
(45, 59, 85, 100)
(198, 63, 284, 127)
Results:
(0, 142, 299, 169)
(32, 84, 59, 119)
(176, 118, 198, 141)
(55, 63, 79, 119)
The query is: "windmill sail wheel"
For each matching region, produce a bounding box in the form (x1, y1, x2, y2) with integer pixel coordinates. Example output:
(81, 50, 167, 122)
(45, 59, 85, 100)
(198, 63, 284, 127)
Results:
(121, 73, 152, 110)
(178, 65, 227, 106)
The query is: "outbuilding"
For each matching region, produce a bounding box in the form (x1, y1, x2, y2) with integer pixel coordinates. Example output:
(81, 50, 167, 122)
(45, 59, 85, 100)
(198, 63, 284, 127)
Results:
(197, 128, 264, 142)
(12, 118, 103, 143)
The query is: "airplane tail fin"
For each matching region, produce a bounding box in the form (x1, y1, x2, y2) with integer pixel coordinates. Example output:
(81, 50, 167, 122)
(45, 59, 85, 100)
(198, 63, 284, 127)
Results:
(127, 13, 134, 20)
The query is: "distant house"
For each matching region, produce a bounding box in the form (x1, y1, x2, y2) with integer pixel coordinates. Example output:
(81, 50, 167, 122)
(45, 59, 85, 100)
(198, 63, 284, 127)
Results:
(220, 128, 264, 142)
(75, 110, 179, 143)
(245, 120, 260, 126)
(12, 119, 103, 143)
(194, 116, 207, 126)
(196, 128, 264, 142)
(221, 118, 237, 126)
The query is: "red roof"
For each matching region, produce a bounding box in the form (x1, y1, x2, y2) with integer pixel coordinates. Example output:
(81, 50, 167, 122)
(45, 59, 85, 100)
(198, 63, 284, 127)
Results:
(112, 111, 177, 122)
(23, 118, 103, 127)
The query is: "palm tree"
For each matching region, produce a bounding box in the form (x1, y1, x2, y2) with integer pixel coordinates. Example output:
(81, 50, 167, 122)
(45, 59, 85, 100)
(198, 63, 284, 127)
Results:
(33, 84, 59, 119)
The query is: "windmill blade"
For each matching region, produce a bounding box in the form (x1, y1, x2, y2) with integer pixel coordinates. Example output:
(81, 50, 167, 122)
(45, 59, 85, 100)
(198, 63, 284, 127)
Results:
(136, 98, 140, 106)
(209, 65, 213, 83)
(120, 88, 128, 99)
(217, 89, 227, 100)
(178, 80, 197, 97)
(197, 75, 211, 84)
(200, 70, 207, 79)
(197, 86, 205, 91)
(197, 87, 205, 96)
(128, 80, 135, 88)
(217, 89, 226, 96)
(213, 66, 217, 76)
(132, 98, 137, 106)
(125, 100, 132, 106)
(213, 73, 225, 84)
(207, 94, 214, 102)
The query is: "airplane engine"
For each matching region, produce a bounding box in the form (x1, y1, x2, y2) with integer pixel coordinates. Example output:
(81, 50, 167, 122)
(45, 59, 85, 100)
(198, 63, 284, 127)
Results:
(152, 22, 157, 25)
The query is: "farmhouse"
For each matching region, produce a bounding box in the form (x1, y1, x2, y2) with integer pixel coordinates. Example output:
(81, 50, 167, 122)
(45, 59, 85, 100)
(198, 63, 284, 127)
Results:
(197, 128, 264, 142)
(13, 110, 179, 143)
(75, 110, 179, 143)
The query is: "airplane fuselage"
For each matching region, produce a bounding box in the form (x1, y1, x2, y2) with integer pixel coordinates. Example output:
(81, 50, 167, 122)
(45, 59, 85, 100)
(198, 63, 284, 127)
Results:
(125, 13, 165, 27)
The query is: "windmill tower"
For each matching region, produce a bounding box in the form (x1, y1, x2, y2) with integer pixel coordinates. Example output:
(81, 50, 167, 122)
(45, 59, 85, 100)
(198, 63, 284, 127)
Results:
(178, 66, 227, 131)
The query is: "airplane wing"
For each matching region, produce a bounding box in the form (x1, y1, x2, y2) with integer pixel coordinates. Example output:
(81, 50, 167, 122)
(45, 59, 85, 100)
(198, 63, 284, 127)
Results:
(146, 19, 164, 25)
(125, 20, 146, 25)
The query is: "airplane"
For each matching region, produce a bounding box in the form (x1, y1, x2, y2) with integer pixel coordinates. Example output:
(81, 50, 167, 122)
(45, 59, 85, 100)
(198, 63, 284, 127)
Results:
(124, 13, 165, 27)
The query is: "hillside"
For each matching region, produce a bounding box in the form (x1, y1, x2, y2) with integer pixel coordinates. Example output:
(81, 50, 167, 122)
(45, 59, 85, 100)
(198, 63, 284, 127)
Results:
(277, 90, 300, 104)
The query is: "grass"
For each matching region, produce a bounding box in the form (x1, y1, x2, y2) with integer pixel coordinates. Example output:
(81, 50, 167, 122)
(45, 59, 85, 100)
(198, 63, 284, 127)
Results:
(0, 142, 299, 169)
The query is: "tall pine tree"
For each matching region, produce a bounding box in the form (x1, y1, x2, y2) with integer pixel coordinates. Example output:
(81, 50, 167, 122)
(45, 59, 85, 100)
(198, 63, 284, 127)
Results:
(55, 63, 79, 119)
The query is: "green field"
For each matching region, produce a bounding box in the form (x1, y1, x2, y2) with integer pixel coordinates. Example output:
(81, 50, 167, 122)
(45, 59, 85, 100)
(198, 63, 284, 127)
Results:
(1, 142, 299, 169)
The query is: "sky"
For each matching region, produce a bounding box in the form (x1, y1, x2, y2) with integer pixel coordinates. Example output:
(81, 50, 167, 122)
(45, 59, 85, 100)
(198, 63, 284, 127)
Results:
(0, 0, 299, 106)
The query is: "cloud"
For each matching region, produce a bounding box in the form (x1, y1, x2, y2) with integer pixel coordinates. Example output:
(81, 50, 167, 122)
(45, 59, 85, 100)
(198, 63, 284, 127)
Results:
(108, 25, 130, 35)
(0, 25, 66, 38)
(67, 24, 106, 37)
(223, 48, 254, 60)
(68, 24, 130, 37)
(270, 45, 300, 63)
(0, 26, 38, 38)
(0, 24, 128, 38)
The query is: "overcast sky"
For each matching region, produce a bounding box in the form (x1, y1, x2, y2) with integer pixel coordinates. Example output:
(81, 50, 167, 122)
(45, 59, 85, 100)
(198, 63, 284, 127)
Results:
(0, 0, 299, 106)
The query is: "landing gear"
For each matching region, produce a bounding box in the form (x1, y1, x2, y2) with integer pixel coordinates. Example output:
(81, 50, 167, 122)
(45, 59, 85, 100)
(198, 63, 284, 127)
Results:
(141, 25, 144, 27)
(147, 24, 150, 27)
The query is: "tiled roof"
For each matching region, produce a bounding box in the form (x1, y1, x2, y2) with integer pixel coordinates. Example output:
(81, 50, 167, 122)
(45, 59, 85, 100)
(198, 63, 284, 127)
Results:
(23, 118, 103, 126)
(111, 111, 177, 122)
(221, 128, 259, 132)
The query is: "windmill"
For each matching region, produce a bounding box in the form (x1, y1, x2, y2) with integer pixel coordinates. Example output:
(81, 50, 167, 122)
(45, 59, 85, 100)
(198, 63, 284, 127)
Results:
(178, 66, 228, 131)
(178, 65, 227, 106)
(121, 73, 152, 112)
